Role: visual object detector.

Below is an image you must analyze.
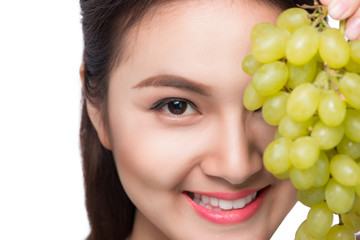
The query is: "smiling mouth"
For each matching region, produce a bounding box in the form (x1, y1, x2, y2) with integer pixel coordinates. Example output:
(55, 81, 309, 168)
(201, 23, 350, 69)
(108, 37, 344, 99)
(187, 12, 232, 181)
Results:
(184, 186, 270, 224)
(185, 191, 257, 211)
(185, 186, 271, 211)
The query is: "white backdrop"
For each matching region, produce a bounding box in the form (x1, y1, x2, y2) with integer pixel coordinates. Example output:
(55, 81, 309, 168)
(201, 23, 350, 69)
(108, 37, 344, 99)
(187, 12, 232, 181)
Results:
(0, 1, 87, 239)
(0, 1, 338, 239)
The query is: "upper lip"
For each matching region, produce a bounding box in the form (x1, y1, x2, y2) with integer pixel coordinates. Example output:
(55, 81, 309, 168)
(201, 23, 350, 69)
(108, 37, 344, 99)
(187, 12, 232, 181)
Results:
(187, 187, 265, 201)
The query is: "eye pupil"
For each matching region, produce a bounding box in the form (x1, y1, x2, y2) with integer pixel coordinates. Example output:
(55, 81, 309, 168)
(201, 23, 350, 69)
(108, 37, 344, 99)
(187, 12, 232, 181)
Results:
(168, 101, 187, 115)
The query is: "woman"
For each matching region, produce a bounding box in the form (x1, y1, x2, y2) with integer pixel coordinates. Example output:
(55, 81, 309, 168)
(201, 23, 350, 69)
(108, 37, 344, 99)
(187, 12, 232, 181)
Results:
(79, 0, 360, 239)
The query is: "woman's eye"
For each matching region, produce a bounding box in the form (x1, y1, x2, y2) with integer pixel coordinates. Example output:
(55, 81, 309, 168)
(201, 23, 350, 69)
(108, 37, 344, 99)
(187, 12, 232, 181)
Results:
(151, 98, 197, 116)
(163, 100, 195, 115)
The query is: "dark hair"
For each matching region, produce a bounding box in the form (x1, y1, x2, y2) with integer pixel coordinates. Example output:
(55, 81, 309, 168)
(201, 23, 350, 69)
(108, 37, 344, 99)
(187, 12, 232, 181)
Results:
(79, 1, 316, 239)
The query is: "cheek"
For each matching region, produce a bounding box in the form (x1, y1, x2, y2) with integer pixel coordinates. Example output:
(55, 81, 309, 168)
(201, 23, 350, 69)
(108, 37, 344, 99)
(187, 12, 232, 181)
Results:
(279, 180, 297, 217)
(109, 113, 203, 191)
(265, 179, 297, 238)
(247, 113, 277, 150)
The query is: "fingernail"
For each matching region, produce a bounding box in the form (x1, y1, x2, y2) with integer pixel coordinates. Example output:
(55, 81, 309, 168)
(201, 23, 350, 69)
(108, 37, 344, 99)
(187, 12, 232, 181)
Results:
(329, 0, 349, 19)
(345, 18, 360, 40)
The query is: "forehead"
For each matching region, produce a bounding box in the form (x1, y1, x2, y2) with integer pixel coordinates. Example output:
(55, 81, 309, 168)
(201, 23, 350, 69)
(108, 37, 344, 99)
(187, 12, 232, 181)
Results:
(112, 1, 281, 88)
(121, 1, 280, 62)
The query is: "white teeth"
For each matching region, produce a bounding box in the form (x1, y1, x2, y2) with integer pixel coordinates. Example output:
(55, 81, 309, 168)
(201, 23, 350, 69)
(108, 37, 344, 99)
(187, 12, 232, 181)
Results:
(251, 192, 257, 200)
(205, 205, 212, 209)
(192, 191, 259, 211)
(219, 199, 233, 210)
(201, 195, 210, 204)
(210, 197, 219, 207)
(194, 193, 201, 199)
(233, 198, 246, 209)
(245, 195, 252, 204)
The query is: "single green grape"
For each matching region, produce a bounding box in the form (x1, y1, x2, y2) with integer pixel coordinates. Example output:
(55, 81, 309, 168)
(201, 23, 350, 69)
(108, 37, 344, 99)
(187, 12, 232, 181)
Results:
(339, 73, 360, 110)
(306, 201, 333, 237)
(356, 181, 360, 196)
(287, 57, 317, 89)
(325, 178, 355, 214)
(250, 22, 276, 42)
(252, 61, 289, 96)
(290, 136, 320, 170)
(262, 91, 289, 125)
(295, 220, 324, 240)
(343, 109, 360, 142)
(243, 82, 267, 111)
(252, 26, 290, 63)
(297, 186, 325, 207)
(330, 154, 360, 187)
(313, 71, 330, 91)
(349, 40, 360, 64)
(342, 211, 360, 233)
(354, 197, 360, 215)
(310, 120, 344, 150)
(290, 165, 317, 190)
(274, 170, 290, 179)
(313, 151, 330, 187)
(318, 90, 346, 127)
(319, 28, 350, 69)
(286, 26, 319, 66)
(287, 83, 320, 122)
(345, 57, 360, 74)
(263, 137, 292, 174)
(277, 8, 311, 34)
(325, 224, 355, 240)
(242, 53, 263, 76)
(278, 115, 312, 140)
(336, 136, 360, 160)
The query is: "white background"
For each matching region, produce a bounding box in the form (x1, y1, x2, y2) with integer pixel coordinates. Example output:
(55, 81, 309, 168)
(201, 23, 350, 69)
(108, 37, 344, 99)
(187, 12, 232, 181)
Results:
(0, 1, 88, 239)
(0, 1, 338, 239)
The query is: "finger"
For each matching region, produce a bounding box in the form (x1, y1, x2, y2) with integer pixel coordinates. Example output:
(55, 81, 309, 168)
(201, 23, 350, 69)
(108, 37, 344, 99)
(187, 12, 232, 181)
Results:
(320, 0, 331, 6)
(328, 0, 360, 20)
(345, 7, 360, 40)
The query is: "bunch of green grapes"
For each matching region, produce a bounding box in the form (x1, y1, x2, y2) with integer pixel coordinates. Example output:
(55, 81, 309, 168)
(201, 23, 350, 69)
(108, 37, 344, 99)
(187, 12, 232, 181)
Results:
(242, 1, 360, 239)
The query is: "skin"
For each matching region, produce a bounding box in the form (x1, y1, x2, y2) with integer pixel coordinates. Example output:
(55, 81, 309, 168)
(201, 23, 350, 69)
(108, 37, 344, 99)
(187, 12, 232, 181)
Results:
(86, 1, 298, 239)
(320, 0, 360, 40)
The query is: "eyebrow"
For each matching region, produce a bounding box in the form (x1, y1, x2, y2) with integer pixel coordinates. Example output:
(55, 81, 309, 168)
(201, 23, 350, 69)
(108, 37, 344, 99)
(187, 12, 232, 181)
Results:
(132, 74, 211, 96)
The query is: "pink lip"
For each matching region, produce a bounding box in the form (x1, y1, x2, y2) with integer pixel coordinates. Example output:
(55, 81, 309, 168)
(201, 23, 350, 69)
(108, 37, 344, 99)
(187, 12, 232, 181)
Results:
(185, 186, 269, 225)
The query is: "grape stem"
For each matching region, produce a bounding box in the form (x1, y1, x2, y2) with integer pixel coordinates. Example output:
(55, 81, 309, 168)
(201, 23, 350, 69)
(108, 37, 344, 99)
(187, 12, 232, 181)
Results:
(329, 70, 347, 100)
(300, 0, 329, 30)
(330, 75, 339, 90)
(299, 0, 321, 9)
(340, 20, 347, 36)
(338, 214, 344, 225)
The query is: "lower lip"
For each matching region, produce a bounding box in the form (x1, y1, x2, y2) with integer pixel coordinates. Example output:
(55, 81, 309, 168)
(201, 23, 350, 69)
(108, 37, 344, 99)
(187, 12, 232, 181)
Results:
(185, 187, 269, 225)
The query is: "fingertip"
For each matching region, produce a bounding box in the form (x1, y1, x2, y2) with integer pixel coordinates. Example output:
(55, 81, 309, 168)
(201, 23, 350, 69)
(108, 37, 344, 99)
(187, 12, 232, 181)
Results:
(328, 0, 350, 19)
(320, 0, 331, 6)
(328, 0, 360, 20)
(345, 17, 360, 40)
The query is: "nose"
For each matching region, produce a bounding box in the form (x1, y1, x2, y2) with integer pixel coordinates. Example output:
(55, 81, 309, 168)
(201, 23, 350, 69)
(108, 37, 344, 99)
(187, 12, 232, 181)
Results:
(199, 112, 263, 185)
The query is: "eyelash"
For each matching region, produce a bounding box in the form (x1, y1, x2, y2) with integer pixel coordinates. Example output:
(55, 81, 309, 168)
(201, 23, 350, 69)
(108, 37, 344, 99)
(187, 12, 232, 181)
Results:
(150, 97, 199, 115)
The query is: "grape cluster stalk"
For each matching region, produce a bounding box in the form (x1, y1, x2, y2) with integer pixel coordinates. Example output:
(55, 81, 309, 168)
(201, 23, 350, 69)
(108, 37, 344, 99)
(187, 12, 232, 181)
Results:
(242, 1, 360, 239)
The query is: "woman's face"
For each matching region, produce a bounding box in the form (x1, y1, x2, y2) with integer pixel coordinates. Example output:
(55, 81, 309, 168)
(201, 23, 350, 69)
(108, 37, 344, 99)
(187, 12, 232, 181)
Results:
(104, 1, 297, 239)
